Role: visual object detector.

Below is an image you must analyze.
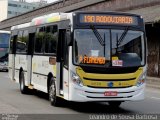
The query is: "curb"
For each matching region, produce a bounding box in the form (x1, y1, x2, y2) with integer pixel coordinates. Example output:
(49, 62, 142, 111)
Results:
(146, 76, 160, 89)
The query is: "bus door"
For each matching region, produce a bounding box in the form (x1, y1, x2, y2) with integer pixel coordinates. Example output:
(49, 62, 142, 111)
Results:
(9, 31, 17, 81)
(57, 22, 70, 98)
(27, 31, 35, 86)
(14, 30, 29, 83)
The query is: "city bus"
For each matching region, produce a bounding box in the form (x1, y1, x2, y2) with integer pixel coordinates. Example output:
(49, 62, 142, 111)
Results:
(0, 30, 10, 71)
(9, 12, 147, 107)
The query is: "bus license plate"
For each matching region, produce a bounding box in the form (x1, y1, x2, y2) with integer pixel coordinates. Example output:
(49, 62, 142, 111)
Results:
(104, 91, 118, 96)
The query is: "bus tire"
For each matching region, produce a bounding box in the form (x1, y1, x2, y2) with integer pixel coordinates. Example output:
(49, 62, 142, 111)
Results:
(108, 101, 122, 108)
(49, 78, 61, 107)
(19, 71, 28, 94)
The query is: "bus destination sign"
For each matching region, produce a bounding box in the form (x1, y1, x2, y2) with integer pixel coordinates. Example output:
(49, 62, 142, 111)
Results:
(79, 14, 139, 25)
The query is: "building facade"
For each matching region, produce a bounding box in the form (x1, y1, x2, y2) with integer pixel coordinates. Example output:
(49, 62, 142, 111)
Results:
(0, 0, 42, 22)
(0, 0, 8, 22)
(7, 0, 39, 18)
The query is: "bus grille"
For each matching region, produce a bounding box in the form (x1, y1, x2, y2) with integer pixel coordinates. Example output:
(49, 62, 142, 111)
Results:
(76, 67, 143, 88)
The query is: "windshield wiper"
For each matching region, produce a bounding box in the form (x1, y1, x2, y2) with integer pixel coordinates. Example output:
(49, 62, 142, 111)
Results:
(90, 25, 105, 46)
(116, 26, 129, 48)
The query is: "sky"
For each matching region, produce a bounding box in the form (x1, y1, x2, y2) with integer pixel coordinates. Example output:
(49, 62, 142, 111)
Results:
(14, 0, 59, 3)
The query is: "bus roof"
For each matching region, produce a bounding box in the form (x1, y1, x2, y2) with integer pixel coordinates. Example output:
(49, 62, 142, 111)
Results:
(31, 12, 70, 26)
(0, 30, 10, 34)
(11, 22, 31, 30)
(30, 11, 143, 26)
(11, 13, 71, 30)
(73, 11, 142, 17)
(11, 11, 143, 31)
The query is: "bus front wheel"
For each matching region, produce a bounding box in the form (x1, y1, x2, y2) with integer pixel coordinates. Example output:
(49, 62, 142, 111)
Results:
(49, 78, 61, 107)
(19, 71, 28, 94)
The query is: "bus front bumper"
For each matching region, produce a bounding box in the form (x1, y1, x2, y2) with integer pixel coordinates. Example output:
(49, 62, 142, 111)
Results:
(69, 83, 145, 102)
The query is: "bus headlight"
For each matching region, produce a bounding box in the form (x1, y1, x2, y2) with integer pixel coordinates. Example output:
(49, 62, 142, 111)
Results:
(71, 71, 83, 87)
(137, 72, 146, 87)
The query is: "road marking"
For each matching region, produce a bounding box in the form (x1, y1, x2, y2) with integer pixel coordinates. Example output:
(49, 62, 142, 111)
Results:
(151, 97, 160, 100)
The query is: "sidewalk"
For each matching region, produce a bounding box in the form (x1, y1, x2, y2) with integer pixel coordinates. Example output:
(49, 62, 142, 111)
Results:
(146, 76, 160, 89)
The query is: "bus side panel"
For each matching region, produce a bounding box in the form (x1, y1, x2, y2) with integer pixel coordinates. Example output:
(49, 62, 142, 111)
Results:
(56, 62, 60, 96)
(62, 46, 71, 100)
(8, 54, 14, 81)
(27, 55, 32, 85)
(32, 55, 55, 93)
(68, 47, 74, 101)
(14, 54, 27, 84)
(63, 67, 69, 100)
(56, 62, 69, 100)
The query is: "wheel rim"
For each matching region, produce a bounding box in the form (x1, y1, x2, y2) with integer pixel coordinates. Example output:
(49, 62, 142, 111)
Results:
(49, 84, 56, 103)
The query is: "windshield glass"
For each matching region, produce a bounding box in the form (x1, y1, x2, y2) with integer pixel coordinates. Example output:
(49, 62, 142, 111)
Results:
(73, 29, 145, 67)
(74, 29, 110, 66)
(0, 33, 10, 44)
(0, 33, 9, 62)
(111, 30, 145, 67)
(0, 48, 8, 62)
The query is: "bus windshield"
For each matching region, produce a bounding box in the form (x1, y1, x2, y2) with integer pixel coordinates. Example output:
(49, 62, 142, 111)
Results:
(0, 33, 10, 62)
(0, 33, 10, 44)
(0, 48, 8, 62)
(74, 29, 145, 67)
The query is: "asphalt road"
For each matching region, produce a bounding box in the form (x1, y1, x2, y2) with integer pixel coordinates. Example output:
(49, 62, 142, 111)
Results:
(0, 72, 160, 114)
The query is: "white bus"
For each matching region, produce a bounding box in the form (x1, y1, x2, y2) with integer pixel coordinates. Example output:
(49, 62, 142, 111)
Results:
(0, 30, 10, 71)
(9, 12, 147, 107)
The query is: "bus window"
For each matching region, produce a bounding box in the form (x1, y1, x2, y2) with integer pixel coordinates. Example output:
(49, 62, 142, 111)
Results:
(16, 30, 28, 53)
(10, 35, 17, 54)
(0, 33, 10, 44)
(10, 37, 13, 54)
(35, 27, 45, 53)
(22, 30, 29, 52)
(111, 30, 144, 67)
(28, 33, 35, 55)
(63, 30, 69, 68)
(45, 25, 58, 54)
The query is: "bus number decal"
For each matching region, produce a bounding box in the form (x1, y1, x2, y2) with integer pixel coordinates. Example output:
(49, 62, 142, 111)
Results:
(112, 60, 123, 66)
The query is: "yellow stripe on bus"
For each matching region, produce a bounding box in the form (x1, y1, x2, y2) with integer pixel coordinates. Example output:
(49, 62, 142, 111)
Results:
(76, 67, 143, 87)
(83, 80, 136, 87)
